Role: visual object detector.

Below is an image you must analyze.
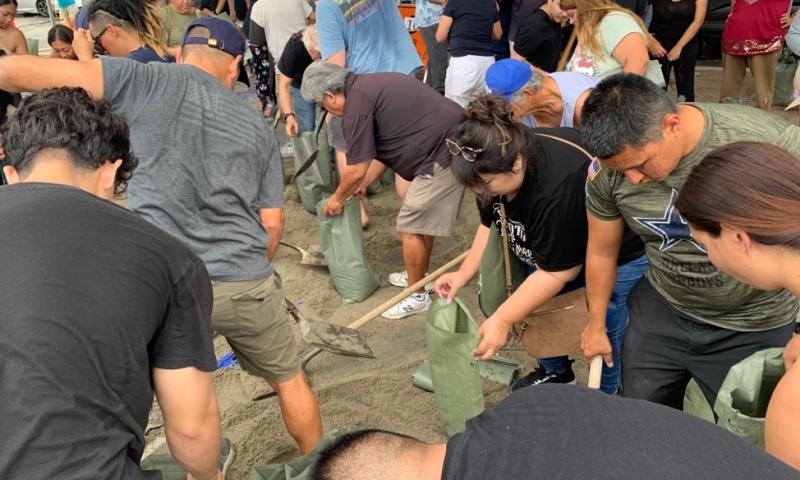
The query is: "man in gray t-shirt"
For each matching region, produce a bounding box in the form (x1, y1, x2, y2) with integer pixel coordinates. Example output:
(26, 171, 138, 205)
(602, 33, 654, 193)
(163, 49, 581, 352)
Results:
(0, 17, 322, 454)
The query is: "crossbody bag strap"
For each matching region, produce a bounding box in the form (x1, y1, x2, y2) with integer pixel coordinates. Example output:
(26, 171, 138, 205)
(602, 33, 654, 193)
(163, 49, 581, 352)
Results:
(533, 132, 596, 162)
(499, 202, 514, 298)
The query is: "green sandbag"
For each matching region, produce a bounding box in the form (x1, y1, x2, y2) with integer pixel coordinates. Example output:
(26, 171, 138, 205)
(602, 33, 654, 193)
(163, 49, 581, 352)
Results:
(477, 223, 527, 317)
(141, 454, 187, 480)
(682, 379, 715, 424)
(773, 48, 797, 107)
(426, 298, 485, 436)
(249, 429, 344, 480)
(714, 348, 785, 446)
(380, 168, 395, 186)
(317, 197, 379, 304)
(292, 130, 335, 214)
(412, 357, 522, 391)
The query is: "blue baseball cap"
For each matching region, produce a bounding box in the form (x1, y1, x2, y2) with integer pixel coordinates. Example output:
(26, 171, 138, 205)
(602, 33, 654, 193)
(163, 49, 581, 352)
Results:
(485, 59, 533, 101)
(181, 17, 246, 58)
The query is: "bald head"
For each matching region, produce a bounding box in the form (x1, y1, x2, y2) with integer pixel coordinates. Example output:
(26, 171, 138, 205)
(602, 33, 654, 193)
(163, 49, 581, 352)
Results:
(310, 430, 440, 480)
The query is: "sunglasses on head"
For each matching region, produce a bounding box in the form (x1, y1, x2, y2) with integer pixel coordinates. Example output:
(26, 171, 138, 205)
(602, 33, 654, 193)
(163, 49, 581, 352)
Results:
(446, 138, 483, 162)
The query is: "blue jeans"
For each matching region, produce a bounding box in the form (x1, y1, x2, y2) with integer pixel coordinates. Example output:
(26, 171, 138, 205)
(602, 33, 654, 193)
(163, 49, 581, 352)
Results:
(538, 255, 649, 393)
(290, 85, 316, 133)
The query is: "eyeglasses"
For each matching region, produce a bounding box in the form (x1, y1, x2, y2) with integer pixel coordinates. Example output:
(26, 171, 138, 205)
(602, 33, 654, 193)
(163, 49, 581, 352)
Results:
(93, 26, 109, 55)
(446, 138, 483, 162)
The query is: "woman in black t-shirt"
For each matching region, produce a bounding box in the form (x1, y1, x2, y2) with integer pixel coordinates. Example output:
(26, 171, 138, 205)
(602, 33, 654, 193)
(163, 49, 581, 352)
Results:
(649, 0, 707, 102)
(434, 95, 646, 393)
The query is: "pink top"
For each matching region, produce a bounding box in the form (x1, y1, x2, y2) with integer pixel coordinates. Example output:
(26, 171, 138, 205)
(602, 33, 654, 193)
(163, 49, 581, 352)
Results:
(722, 0, 790, 56)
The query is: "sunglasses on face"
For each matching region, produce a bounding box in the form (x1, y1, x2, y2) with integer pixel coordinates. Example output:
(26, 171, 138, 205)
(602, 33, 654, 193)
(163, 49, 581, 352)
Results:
(93, 26, 109, 55)
(446, 138, 483, 162)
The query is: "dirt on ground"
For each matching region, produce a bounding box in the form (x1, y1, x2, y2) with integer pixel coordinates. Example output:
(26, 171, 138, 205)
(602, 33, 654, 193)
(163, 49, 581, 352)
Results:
(143, 64, 799, 479)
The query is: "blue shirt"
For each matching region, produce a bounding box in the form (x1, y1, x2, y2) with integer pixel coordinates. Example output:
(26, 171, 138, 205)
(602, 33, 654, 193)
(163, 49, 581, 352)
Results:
(128, 47, 174, 64)
(317, 0, 422, 74)
(415, 0, 443, 29)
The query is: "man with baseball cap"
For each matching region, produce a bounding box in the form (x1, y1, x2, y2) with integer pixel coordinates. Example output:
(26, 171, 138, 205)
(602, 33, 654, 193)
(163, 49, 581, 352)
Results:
(485, 58, 598, 129)
(0, 17, 324, 454)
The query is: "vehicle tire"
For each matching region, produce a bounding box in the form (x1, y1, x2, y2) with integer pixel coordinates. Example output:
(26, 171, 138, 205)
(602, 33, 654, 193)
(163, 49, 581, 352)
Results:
(36, 0, 49, 17)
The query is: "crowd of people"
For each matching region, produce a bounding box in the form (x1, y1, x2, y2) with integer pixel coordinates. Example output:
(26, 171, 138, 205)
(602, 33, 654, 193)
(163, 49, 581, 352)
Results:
(0, 0, 799, 478)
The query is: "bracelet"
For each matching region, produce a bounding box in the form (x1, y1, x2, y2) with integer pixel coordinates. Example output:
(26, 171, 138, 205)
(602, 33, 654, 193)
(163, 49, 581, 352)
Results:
(284, 112, 296, 118)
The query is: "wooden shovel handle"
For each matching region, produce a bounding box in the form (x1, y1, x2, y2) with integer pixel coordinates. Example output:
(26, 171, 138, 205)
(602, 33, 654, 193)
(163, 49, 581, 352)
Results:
(348, 250, 469, 330)
(301, 250, 469, 370)
(588, 355, 603, 390)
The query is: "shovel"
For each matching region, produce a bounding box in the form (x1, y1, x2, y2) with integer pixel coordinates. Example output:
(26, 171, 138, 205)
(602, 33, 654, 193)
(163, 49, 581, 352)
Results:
(285, 299, 375, 359)
(300, 251, 469, 370)
(280, 240, 327, 267)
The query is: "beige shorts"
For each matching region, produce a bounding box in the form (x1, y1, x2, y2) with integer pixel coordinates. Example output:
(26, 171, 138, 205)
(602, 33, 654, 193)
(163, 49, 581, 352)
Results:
(211, 273, 301, 383)
(396, 163, 465, 237)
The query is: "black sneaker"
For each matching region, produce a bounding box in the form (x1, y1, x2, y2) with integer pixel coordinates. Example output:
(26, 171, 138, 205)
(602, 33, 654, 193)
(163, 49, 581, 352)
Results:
(220, 438, 235, 477)
(510, 365, 576, 392)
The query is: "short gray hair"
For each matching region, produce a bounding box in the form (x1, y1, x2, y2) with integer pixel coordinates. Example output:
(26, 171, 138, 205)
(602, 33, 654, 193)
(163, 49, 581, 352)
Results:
(301, 61, 351, 103)
(301, 25, 319, 54)
(509, 70, 544, 105)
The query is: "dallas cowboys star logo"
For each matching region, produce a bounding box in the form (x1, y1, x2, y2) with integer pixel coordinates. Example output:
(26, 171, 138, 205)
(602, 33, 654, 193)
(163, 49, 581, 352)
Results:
(634, 189, 706, 253)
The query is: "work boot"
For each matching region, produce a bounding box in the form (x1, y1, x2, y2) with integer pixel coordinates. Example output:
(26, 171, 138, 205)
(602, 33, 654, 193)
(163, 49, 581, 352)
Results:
(381, 291, 431, 319)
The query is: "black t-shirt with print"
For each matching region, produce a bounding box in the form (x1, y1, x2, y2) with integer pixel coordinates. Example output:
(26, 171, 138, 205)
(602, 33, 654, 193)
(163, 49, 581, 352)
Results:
(478, 128, 643, 271)
(513, 9, 563, 72)
(278, 33, 314, 89)
(0, 184, 216, 479)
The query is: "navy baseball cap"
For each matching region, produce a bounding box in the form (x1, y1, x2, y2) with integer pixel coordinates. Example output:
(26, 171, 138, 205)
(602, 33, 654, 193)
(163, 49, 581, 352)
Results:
(181, 17, 246, 57)
(485, 59, 533, 101)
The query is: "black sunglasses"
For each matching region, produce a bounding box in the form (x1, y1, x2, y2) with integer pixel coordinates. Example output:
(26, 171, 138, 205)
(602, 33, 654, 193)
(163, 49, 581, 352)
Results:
(93, 26, 109, 55)
(445, 138, 483, 162)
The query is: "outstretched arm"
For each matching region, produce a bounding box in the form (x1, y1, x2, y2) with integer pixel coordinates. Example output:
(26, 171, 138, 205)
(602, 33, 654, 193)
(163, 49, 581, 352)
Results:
(0, 56, 103, 98)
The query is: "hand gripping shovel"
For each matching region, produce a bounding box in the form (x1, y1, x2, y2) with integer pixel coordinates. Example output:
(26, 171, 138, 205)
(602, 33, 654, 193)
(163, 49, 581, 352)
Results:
(300, 251, 469, 370)
(280, 240, 327, 267)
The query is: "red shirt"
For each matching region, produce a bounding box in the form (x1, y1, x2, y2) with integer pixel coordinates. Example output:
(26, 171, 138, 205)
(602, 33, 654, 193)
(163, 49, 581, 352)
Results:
(722, 0, 791, 56)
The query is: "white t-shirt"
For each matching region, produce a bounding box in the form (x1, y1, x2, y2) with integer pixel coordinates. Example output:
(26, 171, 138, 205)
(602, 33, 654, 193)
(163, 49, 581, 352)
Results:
(250, 0, 312, 61)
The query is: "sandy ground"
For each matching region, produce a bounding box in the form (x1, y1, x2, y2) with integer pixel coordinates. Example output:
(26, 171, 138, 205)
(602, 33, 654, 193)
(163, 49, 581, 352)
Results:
(10, 14, 799, 480)
(138, 65, 800, 480)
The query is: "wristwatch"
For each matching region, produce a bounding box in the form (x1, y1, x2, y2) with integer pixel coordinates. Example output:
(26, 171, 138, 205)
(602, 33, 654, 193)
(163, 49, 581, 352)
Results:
(284, 112, 296, 118)
(794, 322, 800, 334)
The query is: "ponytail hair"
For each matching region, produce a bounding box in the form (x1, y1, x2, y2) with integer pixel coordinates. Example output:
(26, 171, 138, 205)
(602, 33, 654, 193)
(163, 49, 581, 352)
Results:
(676, 141, 800, 250)
(448, 95, 539, 206)
(89, 0, 169, 59)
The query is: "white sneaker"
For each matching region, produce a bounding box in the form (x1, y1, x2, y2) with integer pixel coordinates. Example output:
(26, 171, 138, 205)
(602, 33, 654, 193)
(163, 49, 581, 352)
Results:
(388, 270, 433, 292)
(381, 292, 431, 319)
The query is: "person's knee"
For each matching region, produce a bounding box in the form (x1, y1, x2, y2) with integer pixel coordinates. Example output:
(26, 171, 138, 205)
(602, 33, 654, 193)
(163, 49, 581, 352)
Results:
(268, 371, 313, 396)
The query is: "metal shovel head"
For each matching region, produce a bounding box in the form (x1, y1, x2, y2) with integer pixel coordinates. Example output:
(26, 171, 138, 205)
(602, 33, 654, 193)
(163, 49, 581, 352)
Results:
(280, 240, 327, 267)
(286, 300, 375, 359)
(299, 244, 327, 267)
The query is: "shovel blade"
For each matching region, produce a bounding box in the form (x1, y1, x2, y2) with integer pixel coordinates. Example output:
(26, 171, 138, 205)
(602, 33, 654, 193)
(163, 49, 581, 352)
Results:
(286, 299, 374, 359)
(300, 244, 327, 267)
(302, 319, 375, 359)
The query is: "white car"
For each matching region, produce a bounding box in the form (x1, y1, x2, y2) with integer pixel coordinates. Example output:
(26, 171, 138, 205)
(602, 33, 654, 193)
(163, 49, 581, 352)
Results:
(17, 0, 51, 17)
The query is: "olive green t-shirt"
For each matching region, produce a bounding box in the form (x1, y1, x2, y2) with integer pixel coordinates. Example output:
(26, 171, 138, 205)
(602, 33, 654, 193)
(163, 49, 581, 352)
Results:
(586, 103, 799, 331)
(158, 6, 197, 48)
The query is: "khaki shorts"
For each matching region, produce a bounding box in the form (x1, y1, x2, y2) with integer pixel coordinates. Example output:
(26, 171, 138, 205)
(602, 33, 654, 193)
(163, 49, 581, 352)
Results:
(396, 163, 465, 237)
(211, 273, 301, 383)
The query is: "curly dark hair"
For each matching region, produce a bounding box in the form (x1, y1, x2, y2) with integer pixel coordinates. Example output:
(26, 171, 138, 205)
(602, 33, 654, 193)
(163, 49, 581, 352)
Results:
(448, 95, 540, 206)
(0, 87, 138, 196)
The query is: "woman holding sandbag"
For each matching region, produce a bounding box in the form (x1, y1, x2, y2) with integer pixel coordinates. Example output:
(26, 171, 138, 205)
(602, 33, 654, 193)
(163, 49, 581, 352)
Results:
(434, 95, 646, 394)
(675, 141, 800, 470)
